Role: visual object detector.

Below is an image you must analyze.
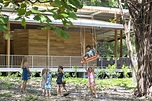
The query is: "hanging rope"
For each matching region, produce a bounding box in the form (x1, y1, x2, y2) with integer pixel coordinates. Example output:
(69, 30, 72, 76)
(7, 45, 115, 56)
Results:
(79, 8, 83, 56)
(91, 7, 97, 53)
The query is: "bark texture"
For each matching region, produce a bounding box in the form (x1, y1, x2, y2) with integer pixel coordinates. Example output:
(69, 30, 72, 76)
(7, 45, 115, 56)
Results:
(126, 0, 152, 97)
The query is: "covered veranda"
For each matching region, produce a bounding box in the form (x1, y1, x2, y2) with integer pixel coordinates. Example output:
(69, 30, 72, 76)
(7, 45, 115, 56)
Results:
(0, 6, 129, 73)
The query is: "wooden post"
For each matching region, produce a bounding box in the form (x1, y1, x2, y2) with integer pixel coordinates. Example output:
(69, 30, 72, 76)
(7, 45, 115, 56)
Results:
(47, 30, 50, 68)
(83, 28, 86, 55)
(7, 22, 10, 68)
(120, 30, 123, 57)
(114, 13, 118, 58)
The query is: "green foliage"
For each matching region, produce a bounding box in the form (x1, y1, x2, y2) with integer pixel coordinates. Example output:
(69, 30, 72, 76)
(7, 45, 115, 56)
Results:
(98, 40, 128, 57)
(0, 93, 12, 97)
(106, 64, 120, 78)
(0, 0, 83, 38)
(66, 77, 136, 89)
(24, 94, 38, 101)
(0, 81, 15, 89)
(95, 67, 106, 79)
(72, 66, 78, 78)
(31, 71, 37, 77)
(3, 33, 13, 40)
(64, 72, 71, 78)
(122, 65, 130, 78)
(82, 0, 127, 8)
(0, 15, 8, 32)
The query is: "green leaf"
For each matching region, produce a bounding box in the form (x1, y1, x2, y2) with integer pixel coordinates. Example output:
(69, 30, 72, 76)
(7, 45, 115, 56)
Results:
(31, 7, 39, 13)
(60, 13, 69, 17)
(0, 16, 8, 24)
(33, 15, 40, 21)
(4, 1, 10, 7)
(40, 10, 46, 12)
(68, 11, 77, 19)
(0, 0, 3, 3)
(0, 25, 8, 32)
(54, 27, 70, 38)
(68, 0, 83, 9)
(17, 8, 26, 16)
(51, 0, 61, 7)
(21, 3, 26, 8)
(21, 18, 26, 26)
(25, 11, 32, 16)
(15, 17, 21, 20)
(4, 33, 12, 39)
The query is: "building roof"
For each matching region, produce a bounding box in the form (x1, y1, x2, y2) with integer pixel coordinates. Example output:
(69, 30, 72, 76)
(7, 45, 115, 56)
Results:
(1, 6, 129, 42)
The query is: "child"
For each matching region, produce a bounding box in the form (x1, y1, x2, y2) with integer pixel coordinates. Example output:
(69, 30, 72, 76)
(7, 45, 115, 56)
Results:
(56, 66, 64, 96)
(84, 45, 95, 59)
(45, 68, 52, 96)
(84, 64, 98, 98)
(20, 58, 31, 93)
(41, 68, 46, 96)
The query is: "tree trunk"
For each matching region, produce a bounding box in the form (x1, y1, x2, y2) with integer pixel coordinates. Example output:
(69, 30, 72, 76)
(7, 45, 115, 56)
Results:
(117, 0, 137, 83)
(126, 0, 152, 97)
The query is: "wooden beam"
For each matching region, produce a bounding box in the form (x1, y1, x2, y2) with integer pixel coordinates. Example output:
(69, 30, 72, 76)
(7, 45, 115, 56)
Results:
(83, 28, 86, 55)
(114, 13, 118, 57)
(120, 27, 123, 57)
(7, 21, 10, 68)
(47, 30, 50, 68)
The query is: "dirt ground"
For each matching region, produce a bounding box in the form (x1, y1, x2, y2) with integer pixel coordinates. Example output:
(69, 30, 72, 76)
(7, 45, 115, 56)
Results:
(0, 77, 137, 101)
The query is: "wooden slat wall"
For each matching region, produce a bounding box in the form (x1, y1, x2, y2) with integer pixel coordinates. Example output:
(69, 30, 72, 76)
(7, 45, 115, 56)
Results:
(28, 30, 47, 55)
(0, 32, 4, 54)
(13, 29, 28, 55)
(13, 29, 92, 56)
(48, 30, 92, 56)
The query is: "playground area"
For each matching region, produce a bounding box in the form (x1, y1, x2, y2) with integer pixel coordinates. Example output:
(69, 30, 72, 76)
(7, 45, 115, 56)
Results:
(0, 77, 136, 101)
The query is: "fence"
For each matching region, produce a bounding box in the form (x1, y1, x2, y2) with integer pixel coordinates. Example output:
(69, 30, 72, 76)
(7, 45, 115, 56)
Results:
(0, 54, 131, 69)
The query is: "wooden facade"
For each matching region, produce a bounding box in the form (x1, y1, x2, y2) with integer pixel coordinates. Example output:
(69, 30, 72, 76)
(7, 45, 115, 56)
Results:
(12, 29, 92, 56)
(0, 32, 4, 54)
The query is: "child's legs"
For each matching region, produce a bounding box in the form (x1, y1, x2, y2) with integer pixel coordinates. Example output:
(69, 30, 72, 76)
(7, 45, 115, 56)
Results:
(48, 90, 51, 95)
(92, 86, 97, 94)
(63, 83, 68, 92)
(57, 84, 63, 95)
(23, 80, 27, 90)
(20, 80, 27, 91)
(89, 86, 93, 94)
(42, 88, 45, 94)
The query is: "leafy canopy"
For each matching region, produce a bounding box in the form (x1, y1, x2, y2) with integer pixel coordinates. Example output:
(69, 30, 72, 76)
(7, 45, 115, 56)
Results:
(0, 0, 83, 38)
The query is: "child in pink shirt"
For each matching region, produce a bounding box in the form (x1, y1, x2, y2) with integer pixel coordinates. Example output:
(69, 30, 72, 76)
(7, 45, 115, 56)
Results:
(84, 64, 98, 98)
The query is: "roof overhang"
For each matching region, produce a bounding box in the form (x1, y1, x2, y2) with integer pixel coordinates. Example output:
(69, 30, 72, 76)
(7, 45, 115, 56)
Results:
(1, 6, 129, 42)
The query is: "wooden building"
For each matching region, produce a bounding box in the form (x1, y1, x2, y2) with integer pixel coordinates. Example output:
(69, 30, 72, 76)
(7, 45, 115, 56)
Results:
(13, 29, 92, 56)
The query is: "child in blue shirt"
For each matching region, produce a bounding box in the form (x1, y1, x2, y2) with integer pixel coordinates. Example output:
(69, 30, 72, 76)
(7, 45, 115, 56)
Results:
(45, 68, 52, 96)
(20, 59, 31, 93)
(84, 45, 95, 59)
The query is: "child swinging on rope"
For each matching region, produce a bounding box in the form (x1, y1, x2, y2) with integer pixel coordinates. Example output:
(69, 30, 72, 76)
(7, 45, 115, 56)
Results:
(84, 45, 95, 58)
(81, 45, 97, 63)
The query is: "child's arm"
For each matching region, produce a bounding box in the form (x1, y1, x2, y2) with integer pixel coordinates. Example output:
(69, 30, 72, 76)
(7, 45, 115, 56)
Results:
(25, 66, 31, 74)
(50, 74, 52, 83)
(92, 64, 96, 71)
(84, 63, 88, 72)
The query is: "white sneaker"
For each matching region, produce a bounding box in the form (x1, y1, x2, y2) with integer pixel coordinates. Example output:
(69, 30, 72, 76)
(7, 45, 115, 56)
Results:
(95, 94, 98, 98)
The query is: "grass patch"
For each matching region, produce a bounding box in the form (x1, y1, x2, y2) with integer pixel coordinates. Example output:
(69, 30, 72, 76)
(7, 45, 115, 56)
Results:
(0, 81, 15, 89)
(65, 78, 136, 90)
(24, 94, 38, 101)
(0, 76, 136, 90)
(0, 93, 12, 97)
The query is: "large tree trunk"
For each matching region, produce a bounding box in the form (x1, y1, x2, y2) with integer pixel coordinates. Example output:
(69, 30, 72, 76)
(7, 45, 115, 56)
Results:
(126, 0, 152, 97)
